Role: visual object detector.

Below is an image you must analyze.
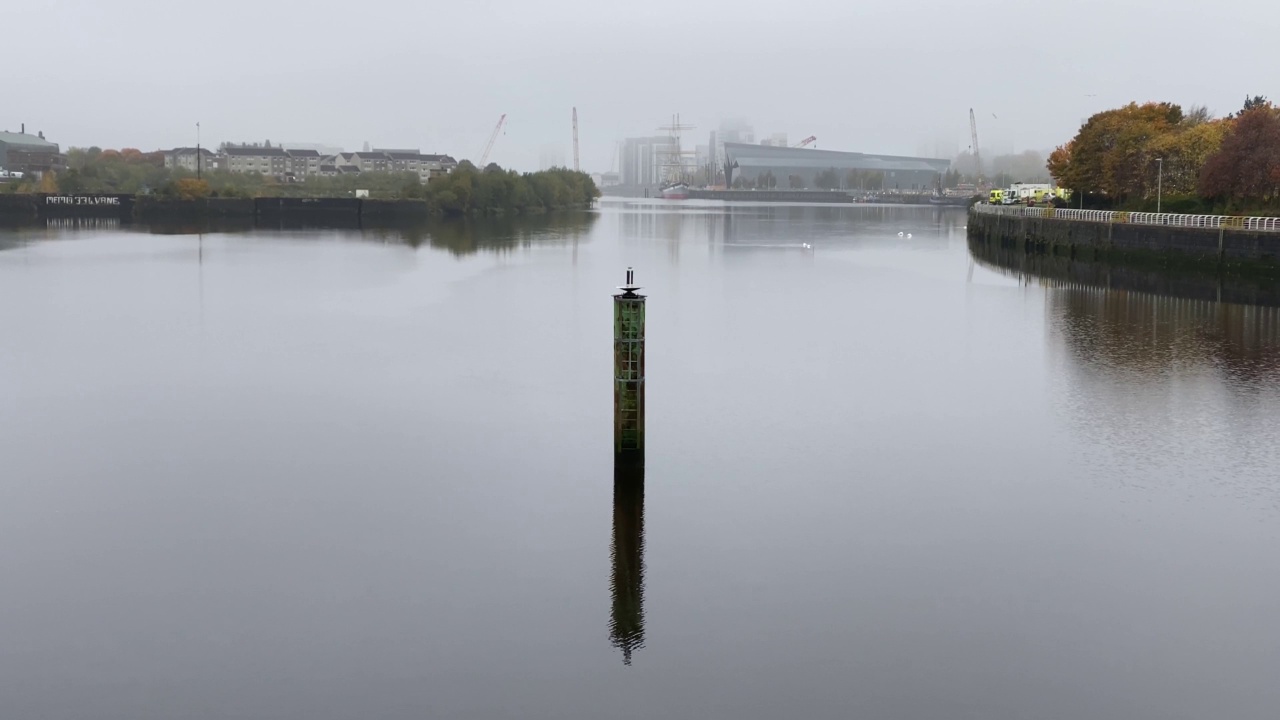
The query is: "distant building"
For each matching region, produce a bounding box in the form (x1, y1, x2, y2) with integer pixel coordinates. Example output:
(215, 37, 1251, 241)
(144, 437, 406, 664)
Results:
(281, 142, 345, 157)
(0, 127, 65, 176)
(285, 148, 322, 177)
(216, 142, 456, 180)
(724, 142, 949, 191)
(620, 136, 675, 187)
(373, 148, 456, 180)
(760, 133, 788, 147)
(718, 119, 754, 145)
(222, 144, 290, 175)
(694, 144, 710, 168)
(349, 151, 390, 174)
(164, 147, 217, 173)
(539, 144, 566, 170)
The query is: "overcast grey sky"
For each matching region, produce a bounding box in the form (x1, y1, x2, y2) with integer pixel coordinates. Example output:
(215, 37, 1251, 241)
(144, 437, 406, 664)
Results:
(7, 0, 1276, 171)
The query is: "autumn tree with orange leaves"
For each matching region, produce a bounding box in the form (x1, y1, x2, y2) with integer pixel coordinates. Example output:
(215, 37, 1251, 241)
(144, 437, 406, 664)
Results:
(1046, 102, 1187, 202)
(1047, 96, 1280, 210)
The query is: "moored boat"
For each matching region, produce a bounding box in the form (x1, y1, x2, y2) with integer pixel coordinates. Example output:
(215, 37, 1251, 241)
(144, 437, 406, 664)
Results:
(660, 183, 690, 200)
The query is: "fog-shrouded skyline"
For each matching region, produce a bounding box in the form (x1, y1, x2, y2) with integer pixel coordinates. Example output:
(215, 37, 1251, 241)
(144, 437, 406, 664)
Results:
(8, 0, 1276, 173)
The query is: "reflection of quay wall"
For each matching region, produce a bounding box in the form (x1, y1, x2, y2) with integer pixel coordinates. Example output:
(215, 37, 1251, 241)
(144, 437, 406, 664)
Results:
(967, 208, 1280, 269)
(969, 232, 1280, 379)
(1049, 285, 1280, 382)
(968, 234, 1280, 308)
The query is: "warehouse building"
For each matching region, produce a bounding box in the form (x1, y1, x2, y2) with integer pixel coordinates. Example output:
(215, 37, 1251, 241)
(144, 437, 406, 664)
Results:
(0, 126, 65, 177)
(724, 142, 949, 192)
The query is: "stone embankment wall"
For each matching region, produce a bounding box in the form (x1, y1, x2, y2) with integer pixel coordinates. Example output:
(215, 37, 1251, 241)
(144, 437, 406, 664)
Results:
(967, 208, 1280, 269)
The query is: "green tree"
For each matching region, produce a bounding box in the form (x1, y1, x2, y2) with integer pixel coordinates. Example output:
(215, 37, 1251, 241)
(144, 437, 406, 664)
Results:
(1237, 95, 1269, 117)
(812, 168, 840, 190)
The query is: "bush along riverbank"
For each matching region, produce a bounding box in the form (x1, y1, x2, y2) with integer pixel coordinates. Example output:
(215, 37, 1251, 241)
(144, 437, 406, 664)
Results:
(1, 161, 599, 219)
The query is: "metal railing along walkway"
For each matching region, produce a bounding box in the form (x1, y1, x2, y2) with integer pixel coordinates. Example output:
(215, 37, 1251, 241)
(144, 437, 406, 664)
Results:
(972, 203, 1280, 232)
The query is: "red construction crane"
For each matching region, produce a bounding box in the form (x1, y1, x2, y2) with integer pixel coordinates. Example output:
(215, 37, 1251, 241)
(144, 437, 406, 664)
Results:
(479, 113, 506, 166)
(572, 107, 580, 172)
(793, 136, 817, 148)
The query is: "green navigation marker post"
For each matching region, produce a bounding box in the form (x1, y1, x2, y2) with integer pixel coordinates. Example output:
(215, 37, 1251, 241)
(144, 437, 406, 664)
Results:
(613, 268, 645, 459)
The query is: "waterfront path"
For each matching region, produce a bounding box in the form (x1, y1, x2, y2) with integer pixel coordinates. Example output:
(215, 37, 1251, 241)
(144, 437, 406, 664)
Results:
(973, 203, 1280, 232)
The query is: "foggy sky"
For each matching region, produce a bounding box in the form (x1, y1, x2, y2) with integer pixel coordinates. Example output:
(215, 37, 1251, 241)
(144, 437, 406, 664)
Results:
(9, 0, 1276, 172)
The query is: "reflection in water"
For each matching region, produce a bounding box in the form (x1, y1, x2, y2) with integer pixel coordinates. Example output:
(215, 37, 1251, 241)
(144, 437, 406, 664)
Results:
(968, 234, 1280, 308)
(366, 212, 597, 256)
(609, 458, 645, 665)
(0, 212, 599, 258)
(608, 200, 968, 258)
(1053, 287, 1280, 383)
(969, 234, 1280, 382)
(971, 233, 1280, 504)
(1048, 286, 1280, 507)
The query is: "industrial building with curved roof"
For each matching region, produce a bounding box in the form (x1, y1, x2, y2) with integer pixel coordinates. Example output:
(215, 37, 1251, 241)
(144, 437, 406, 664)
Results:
(724, 142, 949, 192)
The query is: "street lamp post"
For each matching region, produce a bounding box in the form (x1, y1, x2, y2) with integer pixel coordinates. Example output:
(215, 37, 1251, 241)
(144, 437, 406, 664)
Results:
(1156, 157, 1163, 213)
(196, 122, 202, 180)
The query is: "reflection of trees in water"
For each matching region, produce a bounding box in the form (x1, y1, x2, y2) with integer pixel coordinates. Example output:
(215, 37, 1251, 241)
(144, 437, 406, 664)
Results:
(2, 213, 600, 258)
(361, 212, 598, 256)
(609, 461, 645, 666)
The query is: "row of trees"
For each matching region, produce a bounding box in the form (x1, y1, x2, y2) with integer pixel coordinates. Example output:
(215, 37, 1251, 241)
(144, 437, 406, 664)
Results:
(417, 162, 598, 215)
(1046, 96, 1279, 211)
(3, 148, 599, 216)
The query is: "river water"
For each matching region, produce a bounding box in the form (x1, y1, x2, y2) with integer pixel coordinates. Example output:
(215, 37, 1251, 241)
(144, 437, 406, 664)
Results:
(2, 201, 1278, 720)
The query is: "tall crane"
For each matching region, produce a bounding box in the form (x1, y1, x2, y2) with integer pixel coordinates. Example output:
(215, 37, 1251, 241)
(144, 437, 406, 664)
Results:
(969, 108, 983, 185)
(793, 136, 817, 148)
(572, 107, 580, 172)
(479, 113, 506, 166)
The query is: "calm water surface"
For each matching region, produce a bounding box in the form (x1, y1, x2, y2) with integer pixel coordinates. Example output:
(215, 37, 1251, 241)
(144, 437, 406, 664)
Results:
(2, 202, 1278, 720)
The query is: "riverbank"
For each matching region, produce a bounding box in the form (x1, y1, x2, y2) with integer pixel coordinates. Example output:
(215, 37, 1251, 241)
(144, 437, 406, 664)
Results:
(967, 204, 1280, 276)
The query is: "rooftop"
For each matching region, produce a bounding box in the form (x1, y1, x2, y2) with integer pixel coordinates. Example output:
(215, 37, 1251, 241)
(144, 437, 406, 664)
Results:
(224, 146, 290, 157)
(0, 131, 58, 150)
(724, 142, 949, 173)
